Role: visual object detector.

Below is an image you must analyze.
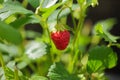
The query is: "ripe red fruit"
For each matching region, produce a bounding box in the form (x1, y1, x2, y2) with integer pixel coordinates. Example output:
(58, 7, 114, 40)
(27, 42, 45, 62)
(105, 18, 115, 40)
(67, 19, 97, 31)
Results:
(51, 30, 70, 50)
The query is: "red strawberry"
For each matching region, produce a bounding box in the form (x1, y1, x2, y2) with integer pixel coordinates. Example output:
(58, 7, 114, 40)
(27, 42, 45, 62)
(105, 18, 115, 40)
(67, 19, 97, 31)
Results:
(51, 30, 70, 50)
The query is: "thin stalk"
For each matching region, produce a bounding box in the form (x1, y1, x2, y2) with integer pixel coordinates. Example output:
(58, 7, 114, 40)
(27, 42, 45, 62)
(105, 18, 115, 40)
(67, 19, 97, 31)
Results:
(63, 3, 76, 30)
(107, 42, 112, 47)
(0, 52, 7, 80)
(71, 12, 77, 30)
(69, 5, 86, 73)
(22, 0, 28, 8)
(57, 8, 65, 24)
(66, 5, 77, 30)
(14, 66, 19, 80)
(35, 0, 44, 14)
(0, 52, 5, 69)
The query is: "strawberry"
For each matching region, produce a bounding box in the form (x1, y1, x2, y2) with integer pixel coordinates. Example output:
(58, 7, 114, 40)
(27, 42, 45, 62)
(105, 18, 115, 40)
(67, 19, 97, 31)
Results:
(51, 30, 70, 50)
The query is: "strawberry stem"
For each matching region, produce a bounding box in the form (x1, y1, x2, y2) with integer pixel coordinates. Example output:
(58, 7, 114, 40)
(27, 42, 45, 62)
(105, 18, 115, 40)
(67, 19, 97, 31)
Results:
(57, 8, 64, 24)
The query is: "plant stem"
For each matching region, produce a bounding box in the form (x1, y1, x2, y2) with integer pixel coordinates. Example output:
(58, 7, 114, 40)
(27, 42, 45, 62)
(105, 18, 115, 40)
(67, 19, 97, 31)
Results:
(14, 66, 19, 80)
(22, 0, 28, 8)
(69, 4, 86, 73)
(0, 52, 8, 80)
(57, 8, 64, 24)
(0, 52, 5, 69)
(71, 12, 77, 30)
(35, 0, 44, 14)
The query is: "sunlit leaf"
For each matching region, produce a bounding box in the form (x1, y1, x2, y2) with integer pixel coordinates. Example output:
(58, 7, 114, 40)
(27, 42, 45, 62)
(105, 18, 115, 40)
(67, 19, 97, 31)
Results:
(0, 65, 28, 80)
(41, 3, 62, 21)
(4, 67, 14, 79)
(94, 18, 119, 42)
(87, 46, 117, 73)
(0, 43, 18, 56)
(30, 76, 48, 80)
(47, 62, 79, 80)
(87, 60, 104, 73)
(0, 67, 5, 80)
(0, 1, 33, 21)
(10, 15, 40, 29)
(25, 41, 47, 59)
(0, 21, 22, 44)
(62, 0, 68, 3)
(42, 0, 58, 8)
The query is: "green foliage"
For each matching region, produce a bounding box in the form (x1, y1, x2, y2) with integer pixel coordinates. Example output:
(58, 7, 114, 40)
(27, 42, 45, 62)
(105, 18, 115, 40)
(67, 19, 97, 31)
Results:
(28, 0, 40, 8)
(0, 21, 22, 44)
(0, 1, 33, 21)
(0, 0, 118, 80)
(25, 41, 47, 59)
(10, 15, 40, 29)
(48, 4, 79, 22)
(94, 18, 119, 42)
(87, 46, 117, 73)
(40, 0, 58, 8)
(0, 43, 18, 56)
(30, 76, 48, 80)
(47, 62, 79, 80)
(0, 0, 3, 4)
(0, 65, 28, 80)
(40, 3, 62, 21)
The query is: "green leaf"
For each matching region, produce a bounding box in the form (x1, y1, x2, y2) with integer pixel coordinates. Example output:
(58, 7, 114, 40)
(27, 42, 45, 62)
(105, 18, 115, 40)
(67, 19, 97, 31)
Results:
(0, 0, 3, 4)
(95, 18, 117, 31)
(41, 0, 58, 8)
(48, 4, 79, 22)
(4, 67, 15, 80)
(0, 21, 22, 44)
(1, 65, 28, 80)
(87, 60, 104, 73)
(47, 62, 79, 80)
(29, 0, 59, 8)
(0, 67, 5, 80)
(30, 76, 48, 80)
(28, 0, 40, 8)
(94, 18, 119, 42)
(17, 61, 28, 69)
(0, 43, 18, 56)
(87, 46, 117, 73)
(25, 41, 47, 59)
(0, 1, 33, 21)
(48, 8, 70, 22)
(10, 15, 40, 29)
(41, 3, 62, 21)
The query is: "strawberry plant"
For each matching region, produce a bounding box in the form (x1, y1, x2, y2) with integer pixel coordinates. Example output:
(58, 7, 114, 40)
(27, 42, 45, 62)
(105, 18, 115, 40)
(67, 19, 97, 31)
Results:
(0, 0, 119, 80)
